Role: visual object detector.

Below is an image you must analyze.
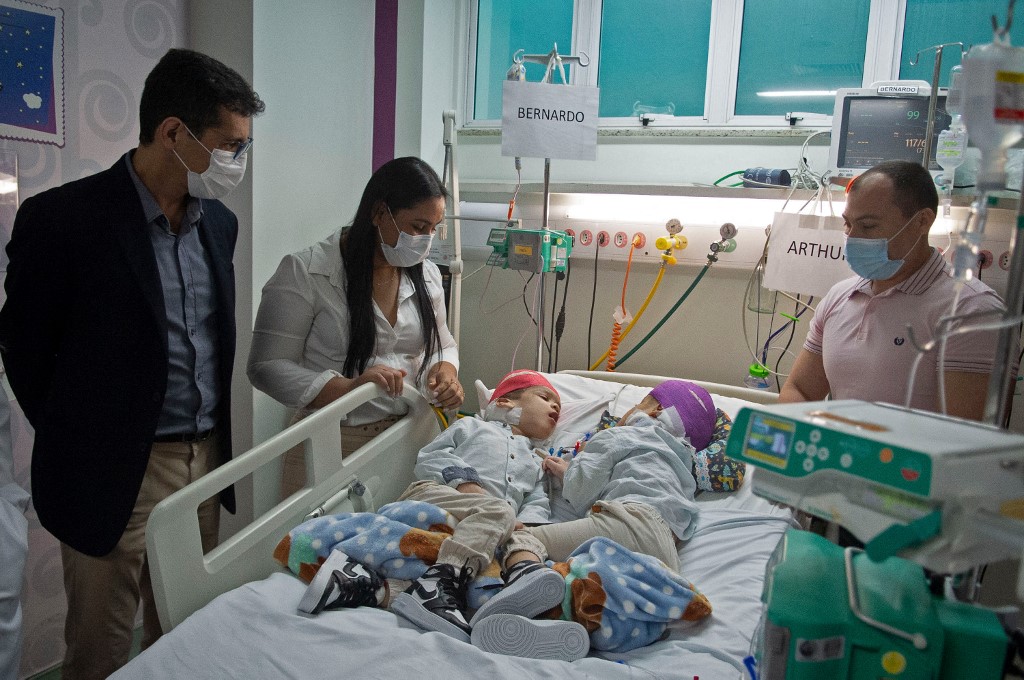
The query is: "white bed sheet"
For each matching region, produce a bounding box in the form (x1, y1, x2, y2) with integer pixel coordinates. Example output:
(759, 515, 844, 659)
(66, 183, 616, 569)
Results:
(114, 474, 795, 680)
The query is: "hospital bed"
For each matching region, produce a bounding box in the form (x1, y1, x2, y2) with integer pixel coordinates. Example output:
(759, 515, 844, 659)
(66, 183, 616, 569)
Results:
(114, 371, 797, 680)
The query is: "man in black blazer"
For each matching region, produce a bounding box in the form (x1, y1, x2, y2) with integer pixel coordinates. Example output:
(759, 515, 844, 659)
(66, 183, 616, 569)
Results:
(0, 49, 263, 679)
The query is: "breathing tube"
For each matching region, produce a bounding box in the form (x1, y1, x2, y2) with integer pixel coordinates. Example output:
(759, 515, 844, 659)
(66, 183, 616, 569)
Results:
(604, 238, 639, 371)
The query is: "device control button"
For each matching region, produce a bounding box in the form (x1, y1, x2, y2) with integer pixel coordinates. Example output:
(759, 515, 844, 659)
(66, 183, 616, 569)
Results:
(802, 458, 815, 472)
(881, 651, 906, 675)
(818, 447, 829, 461)
(795, 441, 806, 454)
(879, 448, 894, 464)
(900, 467, 920, 482)
(806, 444, 817, 457)
(809, 429, 822, 443)
(840, 453, 853, 469)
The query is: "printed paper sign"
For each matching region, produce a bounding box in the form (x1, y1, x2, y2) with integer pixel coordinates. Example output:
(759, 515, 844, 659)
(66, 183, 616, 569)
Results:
(763, 212, 851, 297)
(501, 80, 599, 161)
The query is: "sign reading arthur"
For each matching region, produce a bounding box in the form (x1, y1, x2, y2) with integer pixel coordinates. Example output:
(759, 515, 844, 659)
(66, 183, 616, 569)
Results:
(0, 1, 65, 147)
(501, 80, 598, 161)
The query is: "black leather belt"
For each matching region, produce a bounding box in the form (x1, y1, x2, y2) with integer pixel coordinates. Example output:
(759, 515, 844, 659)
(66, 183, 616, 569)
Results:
(153, 428, 215, 444)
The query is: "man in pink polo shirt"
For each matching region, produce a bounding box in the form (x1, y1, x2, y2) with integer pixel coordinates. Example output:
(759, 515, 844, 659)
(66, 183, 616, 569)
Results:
(779, 160, 1005, 420)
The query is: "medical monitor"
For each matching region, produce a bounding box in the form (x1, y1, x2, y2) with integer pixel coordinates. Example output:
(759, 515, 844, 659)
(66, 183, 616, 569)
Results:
(827, 85, 950, 182)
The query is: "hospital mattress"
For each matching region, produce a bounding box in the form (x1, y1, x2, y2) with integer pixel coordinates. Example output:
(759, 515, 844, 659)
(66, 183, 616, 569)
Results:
(115, 371, 795, 679)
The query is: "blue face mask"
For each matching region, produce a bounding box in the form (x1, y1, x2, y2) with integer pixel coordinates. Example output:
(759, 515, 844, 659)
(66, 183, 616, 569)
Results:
(844, 210, 923, 281)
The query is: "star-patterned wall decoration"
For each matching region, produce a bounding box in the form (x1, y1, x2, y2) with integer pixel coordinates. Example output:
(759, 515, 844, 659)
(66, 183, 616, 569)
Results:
(0, 1, 63, 146)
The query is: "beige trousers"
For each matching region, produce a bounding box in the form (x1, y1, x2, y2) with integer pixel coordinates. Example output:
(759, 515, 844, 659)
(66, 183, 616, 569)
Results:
(398, 480, 548, 575)
(280, 414, 400, 498)
(528, 500, 680, 571)
(60, 436, 221, 680)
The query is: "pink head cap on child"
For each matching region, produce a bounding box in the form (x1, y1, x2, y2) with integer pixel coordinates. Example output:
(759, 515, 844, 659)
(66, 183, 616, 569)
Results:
(489, 369, 558, 403)
(649, 380, 716, 450)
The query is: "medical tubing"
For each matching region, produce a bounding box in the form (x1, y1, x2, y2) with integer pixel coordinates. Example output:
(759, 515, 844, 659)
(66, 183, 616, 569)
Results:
(547, 273, 560, 372)
(937, 284, 964, 415)
(607, 321, 623, 371)
(760, 296, 812, 365)
(588, 264, 667, 370)
(614, 264, 711, 370)
(605, 243, 638, 371)
(713, 170, 745, 186)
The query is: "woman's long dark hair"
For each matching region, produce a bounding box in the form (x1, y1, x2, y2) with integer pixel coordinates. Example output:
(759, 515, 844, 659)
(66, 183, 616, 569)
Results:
(340, 157, 448, 385)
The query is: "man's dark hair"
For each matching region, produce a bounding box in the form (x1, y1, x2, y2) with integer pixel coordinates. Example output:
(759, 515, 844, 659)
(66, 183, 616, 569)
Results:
(848, 160, 938, 217)
(138, 48, 265, 144)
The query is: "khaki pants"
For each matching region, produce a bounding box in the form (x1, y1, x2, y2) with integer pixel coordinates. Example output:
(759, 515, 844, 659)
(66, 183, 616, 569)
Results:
(60, 436, 221, 680)
(280, 415, 400, 499)
(528, 501, 680, 571)
(398, 480, 548, 575)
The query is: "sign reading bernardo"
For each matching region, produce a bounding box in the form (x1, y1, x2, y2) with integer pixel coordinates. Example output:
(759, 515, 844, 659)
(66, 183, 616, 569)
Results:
(501, 80, 599, 161)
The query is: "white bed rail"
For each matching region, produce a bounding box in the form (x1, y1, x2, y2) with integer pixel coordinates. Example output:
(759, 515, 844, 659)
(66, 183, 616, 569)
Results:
(559, 370, 781, 405)
(146, 383, 441, 631)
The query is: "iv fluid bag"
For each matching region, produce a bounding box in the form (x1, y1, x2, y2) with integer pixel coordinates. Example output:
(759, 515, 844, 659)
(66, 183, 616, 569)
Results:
(936, 124, 967, 172)
(961, 40, 1024, 190)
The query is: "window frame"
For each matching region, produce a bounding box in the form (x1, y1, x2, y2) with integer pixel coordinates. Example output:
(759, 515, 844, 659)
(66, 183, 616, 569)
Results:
(464, 0, 914, 129)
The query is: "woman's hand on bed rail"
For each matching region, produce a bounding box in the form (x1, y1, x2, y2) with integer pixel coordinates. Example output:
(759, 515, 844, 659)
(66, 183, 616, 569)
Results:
(309, 364, 409, 408)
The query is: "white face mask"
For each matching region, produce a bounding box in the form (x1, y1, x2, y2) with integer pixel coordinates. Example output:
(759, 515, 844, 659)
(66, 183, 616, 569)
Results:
(378, 206, 433, 267)
(174, 126, 248, 200)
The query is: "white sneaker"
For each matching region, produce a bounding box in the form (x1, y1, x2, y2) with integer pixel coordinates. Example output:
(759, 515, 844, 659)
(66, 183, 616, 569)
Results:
(470, 560, 565, 626)
(471, 613, 590, 662)
(297, 549, 388, 615)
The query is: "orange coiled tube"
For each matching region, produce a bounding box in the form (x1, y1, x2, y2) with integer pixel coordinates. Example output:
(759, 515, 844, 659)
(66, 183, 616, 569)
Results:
(606, 320, 623, 371)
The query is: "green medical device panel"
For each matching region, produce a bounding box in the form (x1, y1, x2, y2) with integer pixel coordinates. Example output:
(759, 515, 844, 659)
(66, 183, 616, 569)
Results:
(727, 408, 933, 497)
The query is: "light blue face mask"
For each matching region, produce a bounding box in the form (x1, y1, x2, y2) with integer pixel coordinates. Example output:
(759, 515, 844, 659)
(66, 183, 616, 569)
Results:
(844, 210, 923, 281)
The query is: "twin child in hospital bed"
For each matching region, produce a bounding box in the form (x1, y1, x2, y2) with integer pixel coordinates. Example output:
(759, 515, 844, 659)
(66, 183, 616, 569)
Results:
(275, 370, 745, 662)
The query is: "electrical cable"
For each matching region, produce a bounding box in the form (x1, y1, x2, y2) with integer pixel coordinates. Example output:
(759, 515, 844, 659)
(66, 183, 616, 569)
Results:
(774, 295, 809, 391)
(520, 273, 552, 354)
(586, 235, 603, 368)
(547, 272, 560, 372)
(553, 257, 572, 372)
(510, 268, 544, 369)
(614, 263, 711, 370)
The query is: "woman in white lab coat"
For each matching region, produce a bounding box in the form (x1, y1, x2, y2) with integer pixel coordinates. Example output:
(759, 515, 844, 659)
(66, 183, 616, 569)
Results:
(248, 157, 463, 496)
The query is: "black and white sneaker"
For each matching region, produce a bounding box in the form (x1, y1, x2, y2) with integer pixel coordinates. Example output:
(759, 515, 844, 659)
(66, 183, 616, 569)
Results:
(471, 613, 590, 662)
(297, 549, 389, 615)
(392, 563, 473, 642)
(469, 560, 565, 626)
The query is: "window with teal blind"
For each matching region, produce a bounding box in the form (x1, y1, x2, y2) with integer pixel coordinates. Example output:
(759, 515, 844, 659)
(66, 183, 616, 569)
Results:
(473, 0, 574, 121)
(900, 0, 1006, 87)
(597, 0, 711, 118)
(734, 1, 870, 117)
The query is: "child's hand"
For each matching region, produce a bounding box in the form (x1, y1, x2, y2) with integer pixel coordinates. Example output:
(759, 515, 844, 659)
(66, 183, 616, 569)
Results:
(542, 456, 569, 480)
(456, 482, 486, 495)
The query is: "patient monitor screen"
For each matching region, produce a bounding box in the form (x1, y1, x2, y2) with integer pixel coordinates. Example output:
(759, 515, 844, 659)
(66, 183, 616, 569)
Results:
(743, 413, 795, 470)
(836, 95, 949, 172)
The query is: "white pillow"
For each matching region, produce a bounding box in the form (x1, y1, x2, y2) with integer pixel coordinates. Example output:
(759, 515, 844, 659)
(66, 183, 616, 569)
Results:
(474, 372, 755, 452)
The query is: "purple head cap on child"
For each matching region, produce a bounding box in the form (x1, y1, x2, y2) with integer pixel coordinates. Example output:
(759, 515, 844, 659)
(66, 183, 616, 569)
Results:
(649, 380, 716, 451)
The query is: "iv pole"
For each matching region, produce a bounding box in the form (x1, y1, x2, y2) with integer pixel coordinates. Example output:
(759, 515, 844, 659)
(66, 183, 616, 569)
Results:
(911, 42, 964, 169)
(509, 45, 590, 370)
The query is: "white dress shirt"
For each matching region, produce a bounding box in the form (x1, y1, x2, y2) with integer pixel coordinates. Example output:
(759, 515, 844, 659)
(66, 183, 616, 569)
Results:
(248, 230, 459, 425)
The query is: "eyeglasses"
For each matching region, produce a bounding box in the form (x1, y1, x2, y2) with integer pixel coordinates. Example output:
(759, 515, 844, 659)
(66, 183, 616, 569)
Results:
(184, 124, 253, 161)
(232, 137, 254, 160)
